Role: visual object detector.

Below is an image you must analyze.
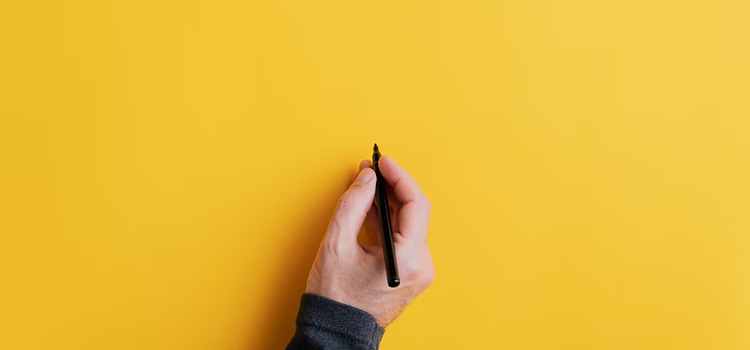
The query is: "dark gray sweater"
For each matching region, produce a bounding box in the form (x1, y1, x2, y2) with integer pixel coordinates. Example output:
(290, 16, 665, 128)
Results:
(286, 293, 385, 350)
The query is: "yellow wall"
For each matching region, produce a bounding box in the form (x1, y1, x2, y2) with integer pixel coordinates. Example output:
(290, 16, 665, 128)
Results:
(2, 1, 749, 349)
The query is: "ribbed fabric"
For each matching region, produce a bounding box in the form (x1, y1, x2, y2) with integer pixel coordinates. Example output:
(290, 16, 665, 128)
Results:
(286, 293, 385, 350)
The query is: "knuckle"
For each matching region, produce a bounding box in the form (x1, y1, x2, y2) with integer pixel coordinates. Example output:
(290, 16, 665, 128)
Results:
(419, 195, 432, 211)
(401, 260, 423, 282)
(337, 193, 356, 211)
(423, 265, 436, 287)
(402, 257, 435, 289)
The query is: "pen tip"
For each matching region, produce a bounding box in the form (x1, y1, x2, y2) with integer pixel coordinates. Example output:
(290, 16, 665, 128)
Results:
(373, 143, 379, 152)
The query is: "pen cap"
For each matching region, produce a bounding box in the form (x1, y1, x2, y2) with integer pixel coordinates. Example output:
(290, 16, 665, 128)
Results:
(372, 143, 382, 163)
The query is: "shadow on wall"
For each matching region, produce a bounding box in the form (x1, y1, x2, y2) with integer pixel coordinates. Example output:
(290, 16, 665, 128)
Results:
(247, 177, 351, 349)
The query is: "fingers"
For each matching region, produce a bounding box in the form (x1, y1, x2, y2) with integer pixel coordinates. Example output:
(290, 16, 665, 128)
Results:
(351, 160, 373, 183)
(378, 156, 426, 205)
(359, 159, 373, 171)
(326, 168, 377, 248)
(378, 156, 431, 242)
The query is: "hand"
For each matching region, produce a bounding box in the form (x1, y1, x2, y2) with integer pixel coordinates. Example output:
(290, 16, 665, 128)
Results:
(306, 155, 435, 327)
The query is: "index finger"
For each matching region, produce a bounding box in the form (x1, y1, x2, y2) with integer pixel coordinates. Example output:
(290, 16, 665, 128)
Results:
(378, 155, 431, 241)
(378, 156, 426, 204)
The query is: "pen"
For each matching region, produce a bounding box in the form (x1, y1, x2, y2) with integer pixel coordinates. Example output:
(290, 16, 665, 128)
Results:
(372, 144, 400, 288)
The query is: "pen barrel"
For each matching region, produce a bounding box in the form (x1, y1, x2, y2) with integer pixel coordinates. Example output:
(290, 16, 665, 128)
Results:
(374, 160, 400, 288)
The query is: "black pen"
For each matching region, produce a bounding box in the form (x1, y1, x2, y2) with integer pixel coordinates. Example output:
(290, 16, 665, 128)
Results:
(372, 144, 400, 288)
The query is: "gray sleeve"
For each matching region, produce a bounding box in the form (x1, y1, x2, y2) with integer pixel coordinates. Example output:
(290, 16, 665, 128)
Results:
(286, 293, 385, 350)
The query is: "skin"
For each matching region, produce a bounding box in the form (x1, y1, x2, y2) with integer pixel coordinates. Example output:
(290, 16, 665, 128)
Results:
(306, 155, 435, 328)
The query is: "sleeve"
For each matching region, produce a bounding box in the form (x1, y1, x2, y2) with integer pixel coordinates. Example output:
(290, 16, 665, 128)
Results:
(286, 293, 385, 350)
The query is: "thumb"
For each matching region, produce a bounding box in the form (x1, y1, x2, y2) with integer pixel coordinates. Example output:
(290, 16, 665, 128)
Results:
(326, 168, 376, 247)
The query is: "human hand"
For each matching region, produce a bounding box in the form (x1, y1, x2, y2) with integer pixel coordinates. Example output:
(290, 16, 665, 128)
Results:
(306, 155, 434, 327)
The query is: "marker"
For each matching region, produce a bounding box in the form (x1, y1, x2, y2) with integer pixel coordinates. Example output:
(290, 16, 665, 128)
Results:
(372, 144, 400, 288)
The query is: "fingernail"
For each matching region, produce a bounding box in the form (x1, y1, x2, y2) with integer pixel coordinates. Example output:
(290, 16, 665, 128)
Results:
(356, 168, 374, 184)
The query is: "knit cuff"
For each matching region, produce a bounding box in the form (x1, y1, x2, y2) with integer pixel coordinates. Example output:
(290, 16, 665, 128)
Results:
(295, 293, 384, 349)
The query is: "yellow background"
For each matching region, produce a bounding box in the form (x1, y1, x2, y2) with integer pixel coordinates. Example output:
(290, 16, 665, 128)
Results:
(1, 0, 749, 349)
